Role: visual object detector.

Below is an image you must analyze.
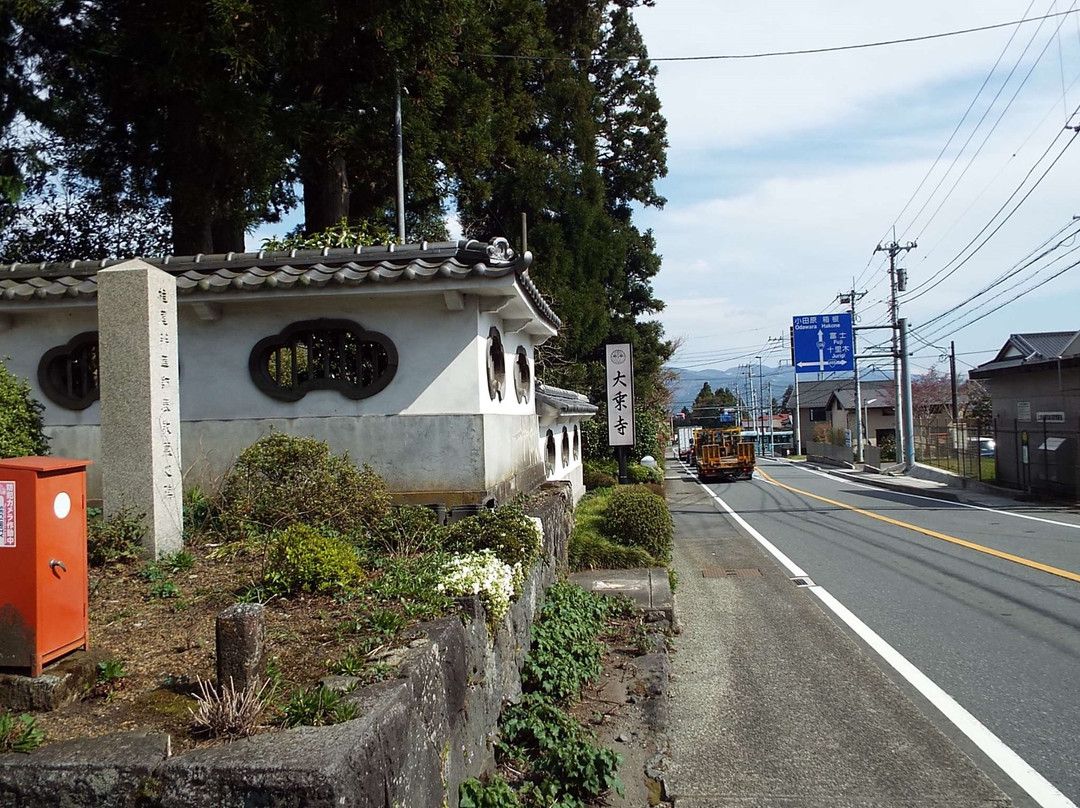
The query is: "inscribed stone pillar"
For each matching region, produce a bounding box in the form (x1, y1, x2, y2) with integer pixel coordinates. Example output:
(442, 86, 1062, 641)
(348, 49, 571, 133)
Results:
(97, 261, 183, 557)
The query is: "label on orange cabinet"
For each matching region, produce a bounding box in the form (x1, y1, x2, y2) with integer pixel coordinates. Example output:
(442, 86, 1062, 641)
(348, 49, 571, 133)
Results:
(0, 481, 14, 548)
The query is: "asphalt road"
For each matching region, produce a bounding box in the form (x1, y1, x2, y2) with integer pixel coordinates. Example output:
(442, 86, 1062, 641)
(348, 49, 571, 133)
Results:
(698, 457, 1080, 808)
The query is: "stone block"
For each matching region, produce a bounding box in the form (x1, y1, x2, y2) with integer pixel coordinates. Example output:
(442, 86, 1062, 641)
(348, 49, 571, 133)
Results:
(0, 648, 110, 712)
(0, 730, 170, 808)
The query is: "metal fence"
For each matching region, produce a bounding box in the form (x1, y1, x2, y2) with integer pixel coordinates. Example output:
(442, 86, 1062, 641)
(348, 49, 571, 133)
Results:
(913, 420, 1080, 501)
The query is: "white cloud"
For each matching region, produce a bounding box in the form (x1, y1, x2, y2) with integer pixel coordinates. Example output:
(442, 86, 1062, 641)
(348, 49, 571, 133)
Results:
(633, 1, 1080, 371)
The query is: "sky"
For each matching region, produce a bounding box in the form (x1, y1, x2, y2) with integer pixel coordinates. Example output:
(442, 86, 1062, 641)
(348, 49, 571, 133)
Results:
(631, 0, 1080, 382)
(249, 2, 1080, 386)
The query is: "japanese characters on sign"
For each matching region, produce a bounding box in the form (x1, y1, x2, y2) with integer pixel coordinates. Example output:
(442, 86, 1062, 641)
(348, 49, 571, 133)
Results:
(605, 343, 635, 447)
(1, 481, 15, 548)
(792, 313, 855, 374)
(155, 285, 181, 502)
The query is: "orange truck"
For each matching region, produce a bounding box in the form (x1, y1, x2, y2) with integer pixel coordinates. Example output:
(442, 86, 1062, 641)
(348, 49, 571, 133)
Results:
(694, 427, 755, 482)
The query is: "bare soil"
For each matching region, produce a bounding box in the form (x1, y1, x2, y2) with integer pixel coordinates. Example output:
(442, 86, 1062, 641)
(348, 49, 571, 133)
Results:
(19, 546, 669, 808)
(30, 543, 368, 753)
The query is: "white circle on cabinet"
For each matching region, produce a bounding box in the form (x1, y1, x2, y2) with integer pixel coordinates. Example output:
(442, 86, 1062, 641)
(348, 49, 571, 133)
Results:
(54, 492, 71, 519)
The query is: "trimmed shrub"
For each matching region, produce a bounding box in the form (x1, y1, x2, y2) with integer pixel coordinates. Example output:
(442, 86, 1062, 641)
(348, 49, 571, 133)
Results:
(370, 505, 443, 556)
(626, 462, 662, 485)
(219, 432, 391, 535)
(263, 524, 364, 595)
(601, 485, 673, 563)
(582, 463, 617, 491)
(0, 359, 49, 459)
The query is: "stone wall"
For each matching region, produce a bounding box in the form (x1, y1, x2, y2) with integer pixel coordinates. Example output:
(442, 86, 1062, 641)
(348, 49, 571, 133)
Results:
(0, 492, 573, 808)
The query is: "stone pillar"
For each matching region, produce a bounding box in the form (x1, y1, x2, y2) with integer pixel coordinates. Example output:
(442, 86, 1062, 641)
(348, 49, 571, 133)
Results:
(216, 604, 266, 693)
(97, 261, 183, 558)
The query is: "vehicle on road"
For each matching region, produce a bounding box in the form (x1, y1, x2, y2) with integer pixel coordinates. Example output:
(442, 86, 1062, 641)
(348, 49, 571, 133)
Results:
(695, 426, 755, 481)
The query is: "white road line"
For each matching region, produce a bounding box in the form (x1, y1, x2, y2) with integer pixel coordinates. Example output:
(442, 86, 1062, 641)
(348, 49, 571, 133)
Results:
(698, 473, 1078, 808)
(769, 458, 1080, 531)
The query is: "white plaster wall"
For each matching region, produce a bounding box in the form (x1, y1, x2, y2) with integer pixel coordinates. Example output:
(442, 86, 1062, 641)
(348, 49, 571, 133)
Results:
(537, 422, 587, 504)
(9, 288, 548, 502)
(0, 305, 101, 428)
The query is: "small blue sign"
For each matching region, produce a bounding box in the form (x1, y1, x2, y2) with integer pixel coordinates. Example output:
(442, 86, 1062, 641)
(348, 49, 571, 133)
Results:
(792, 313, 854, 374)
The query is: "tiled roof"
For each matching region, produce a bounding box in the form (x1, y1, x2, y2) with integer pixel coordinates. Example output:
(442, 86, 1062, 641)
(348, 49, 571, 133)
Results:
(971, 330, 1080, 377)
(535, 383, 598, 417)
(0, 237, 561, 328)
(795, 379, 894, 409)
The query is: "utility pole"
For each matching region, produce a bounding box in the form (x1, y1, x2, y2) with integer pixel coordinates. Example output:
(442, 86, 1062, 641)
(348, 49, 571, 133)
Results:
(899, 319, 916, 470)
(874, 240, 916, 467)
(788, 326, 803, 455)
(838, 288, 867, 462)
(756, 356, 765, 456)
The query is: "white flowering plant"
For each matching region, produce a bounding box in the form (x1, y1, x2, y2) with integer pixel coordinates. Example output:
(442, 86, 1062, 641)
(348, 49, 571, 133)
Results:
(438, 550, 519, 628)
(441, 505, 543, 597)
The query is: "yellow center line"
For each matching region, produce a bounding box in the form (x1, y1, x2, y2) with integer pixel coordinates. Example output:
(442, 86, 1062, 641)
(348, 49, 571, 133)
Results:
(755, 468, 1080, 584)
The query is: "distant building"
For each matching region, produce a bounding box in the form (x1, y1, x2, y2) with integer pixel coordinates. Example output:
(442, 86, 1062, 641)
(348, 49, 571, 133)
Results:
(970, 331, 1080, 499)
(791, 379, 895, 452)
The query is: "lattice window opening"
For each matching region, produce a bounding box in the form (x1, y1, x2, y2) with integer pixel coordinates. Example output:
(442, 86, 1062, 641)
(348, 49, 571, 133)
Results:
(561, 427, 570, 466)
(545, 430, 556, 476)
(573, 425, 581, 460)
(38, 332, 101, 410)
(250, 320, 397, 402)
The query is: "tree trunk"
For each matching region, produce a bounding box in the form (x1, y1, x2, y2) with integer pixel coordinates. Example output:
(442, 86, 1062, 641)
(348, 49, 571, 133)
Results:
(211, 218, 246, 253)
(300, 150, 349, 235)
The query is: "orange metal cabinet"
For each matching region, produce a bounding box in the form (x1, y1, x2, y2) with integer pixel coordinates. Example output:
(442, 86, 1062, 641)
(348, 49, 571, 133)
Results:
(0, 457, 91, 677)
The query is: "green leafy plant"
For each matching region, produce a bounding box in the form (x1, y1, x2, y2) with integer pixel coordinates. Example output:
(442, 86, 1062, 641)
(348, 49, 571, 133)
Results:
(219, 432, 392, 537)
(459, 774, 522, 808)
(97, 658, 126, 683)
(520, 583, 612, 702)
(601, 485, 673, 563)
(0, 711, 44, 753)
(568, 490, 653, 572)
(0, 358, 49, 459)
(182, 485, 218, 541)
(279, 685, 357, 727)
(87, 506, 146, 567)
(582, 462, 617, 491)
(498, 694, 622, 808)
(148, 580, 181, 599)
(262, 524, 365, 596)
(261, 218, 392, 251)
(159, 550, 195, 573)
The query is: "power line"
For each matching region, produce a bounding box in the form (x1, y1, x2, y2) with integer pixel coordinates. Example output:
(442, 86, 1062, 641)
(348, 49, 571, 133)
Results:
(883, 0, 1042, 243)
(902, 124, 1080, 303)
(462, 8, 1080, 64)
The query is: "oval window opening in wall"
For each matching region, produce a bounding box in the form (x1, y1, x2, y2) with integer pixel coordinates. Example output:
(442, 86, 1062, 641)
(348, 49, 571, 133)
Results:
(487, 327, 506, 402)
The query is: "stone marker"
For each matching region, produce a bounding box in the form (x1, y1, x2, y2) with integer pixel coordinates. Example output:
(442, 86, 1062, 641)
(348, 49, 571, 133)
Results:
(216, 603, 266, 693)
(97, 260, 183, 558)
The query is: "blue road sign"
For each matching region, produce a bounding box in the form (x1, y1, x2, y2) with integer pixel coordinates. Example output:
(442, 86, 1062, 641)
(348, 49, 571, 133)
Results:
(792, 313, 854, 374)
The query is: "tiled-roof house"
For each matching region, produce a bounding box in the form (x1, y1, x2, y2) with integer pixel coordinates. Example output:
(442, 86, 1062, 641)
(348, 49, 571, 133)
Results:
(970, 330, 1080, 498)
(792, 379, 895, 451)
(0, 238, 595, 506)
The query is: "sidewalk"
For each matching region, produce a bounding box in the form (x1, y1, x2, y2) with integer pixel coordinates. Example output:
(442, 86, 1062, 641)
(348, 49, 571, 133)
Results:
(649, 463, 1011, 807)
